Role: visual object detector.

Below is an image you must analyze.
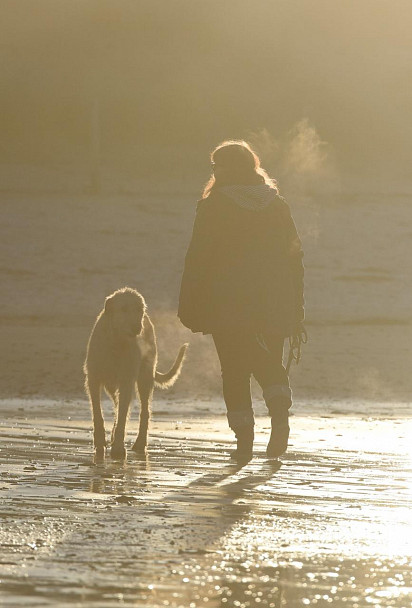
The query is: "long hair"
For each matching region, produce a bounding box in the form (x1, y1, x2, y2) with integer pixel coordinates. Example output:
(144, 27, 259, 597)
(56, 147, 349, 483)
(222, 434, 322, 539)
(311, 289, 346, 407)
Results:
(202, 140, 278, 199)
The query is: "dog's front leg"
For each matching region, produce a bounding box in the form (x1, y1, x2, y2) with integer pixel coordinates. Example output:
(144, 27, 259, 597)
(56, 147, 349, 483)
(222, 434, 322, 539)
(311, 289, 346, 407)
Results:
(132, 365, 154, 453)
(110, 381, 133, 459)
(87, 377, 106, 455)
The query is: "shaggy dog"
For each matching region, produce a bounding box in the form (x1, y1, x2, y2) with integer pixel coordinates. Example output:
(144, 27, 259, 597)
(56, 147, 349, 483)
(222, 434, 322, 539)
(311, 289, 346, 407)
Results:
(84, 287, 187, 459)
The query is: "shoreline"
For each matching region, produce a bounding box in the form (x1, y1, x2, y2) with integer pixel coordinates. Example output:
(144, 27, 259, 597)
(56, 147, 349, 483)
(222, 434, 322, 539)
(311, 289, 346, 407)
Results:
(2, 396, 411, 420)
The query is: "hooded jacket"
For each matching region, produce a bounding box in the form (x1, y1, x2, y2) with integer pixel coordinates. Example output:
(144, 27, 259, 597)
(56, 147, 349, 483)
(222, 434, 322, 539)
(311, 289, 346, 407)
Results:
(178, 184, 304, 336)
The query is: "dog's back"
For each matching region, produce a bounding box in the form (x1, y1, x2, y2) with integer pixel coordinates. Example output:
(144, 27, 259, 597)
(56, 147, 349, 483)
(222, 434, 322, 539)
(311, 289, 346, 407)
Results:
(85, 311, 156, 392)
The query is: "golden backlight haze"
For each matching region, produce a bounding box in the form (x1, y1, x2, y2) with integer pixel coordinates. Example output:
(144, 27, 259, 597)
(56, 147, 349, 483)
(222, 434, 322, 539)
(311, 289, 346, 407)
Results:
(1, 4, 412, 606)
(1, 1, 411, 403)
(1, 0, 412, 189)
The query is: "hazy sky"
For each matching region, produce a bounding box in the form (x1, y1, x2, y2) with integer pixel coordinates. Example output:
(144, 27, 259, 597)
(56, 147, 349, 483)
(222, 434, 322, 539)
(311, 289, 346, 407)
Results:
(1, 1, 411, 181)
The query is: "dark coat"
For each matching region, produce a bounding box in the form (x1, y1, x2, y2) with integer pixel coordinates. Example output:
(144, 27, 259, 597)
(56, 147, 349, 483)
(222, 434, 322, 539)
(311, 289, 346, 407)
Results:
(178, 189, 304, 336)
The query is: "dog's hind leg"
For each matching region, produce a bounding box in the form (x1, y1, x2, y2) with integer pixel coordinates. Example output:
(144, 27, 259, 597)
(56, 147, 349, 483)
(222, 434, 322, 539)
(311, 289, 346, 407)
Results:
(132, 366, 154, 453)
(110, 382, 133, 459)
(87, 377, 106, 454)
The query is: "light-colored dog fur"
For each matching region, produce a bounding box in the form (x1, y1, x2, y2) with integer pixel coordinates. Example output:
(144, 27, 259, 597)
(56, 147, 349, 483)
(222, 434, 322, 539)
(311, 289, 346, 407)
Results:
(84, 287, 187, 459)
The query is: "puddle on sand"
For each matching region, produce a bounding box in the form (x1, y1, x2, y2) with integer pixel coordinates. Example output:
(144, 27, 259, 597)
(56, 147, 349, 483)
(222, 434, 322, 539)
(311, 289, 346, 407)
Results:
(0, 403, 412, 607)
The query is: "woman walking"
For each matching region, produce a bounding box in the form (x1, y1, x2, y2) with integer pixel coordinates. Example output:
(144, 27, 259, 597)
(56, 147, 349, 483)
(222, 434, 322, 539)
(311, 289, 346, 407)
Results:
(178, 140, 305, 462)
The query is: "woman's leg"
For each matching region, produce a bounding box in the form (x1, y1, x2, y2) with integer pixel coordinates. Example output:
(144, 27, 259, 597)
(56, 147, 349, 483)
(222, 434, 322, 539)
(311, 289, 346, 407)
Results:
(212, 331, 254, 460)
(252, 333, 292, 457)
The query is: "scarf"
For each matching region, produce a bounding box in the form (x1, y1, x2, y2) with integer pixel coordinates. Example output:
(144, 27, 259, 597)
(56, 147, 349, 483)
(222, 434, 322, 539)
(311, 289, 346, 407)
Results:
(218, 184, 278, 211)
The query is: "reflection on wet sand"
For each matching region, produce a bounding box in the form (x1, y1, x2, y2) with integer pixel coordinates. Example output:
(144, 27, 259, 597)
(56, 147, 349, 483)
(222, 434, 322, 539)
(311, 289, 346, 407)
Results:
(0, 402, 411, 607)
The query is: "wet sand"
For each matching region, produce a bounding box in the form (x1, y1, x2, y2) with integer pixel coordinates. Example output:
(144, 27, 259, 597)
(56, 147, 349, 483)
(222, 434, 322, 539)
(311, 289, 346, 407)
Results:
(1, 192, 412, 605)
(1, 400, 411, 607)
(1, 193, 412, 403)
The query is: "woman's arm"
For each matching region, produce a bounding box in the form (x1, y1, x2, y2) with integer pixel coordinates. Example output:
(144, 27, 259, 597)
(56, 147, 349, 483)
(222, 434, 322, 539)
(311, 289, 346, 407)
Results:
(178, 199, 216, 331)
(182, 200, 213, 273)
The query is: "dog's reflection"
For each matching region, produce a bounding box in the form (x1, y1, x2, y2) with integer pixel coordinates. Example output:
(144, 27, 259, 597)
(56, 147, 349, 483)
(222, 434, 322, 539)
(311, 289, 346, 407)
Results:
(90, 449, 150, 495)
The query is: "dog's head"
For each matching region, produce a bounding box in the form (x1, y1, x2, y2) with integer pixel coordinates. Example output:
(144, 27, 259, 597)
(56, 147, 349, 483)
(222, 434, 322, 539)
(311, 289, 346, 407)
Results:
(104, 287, 146, 338)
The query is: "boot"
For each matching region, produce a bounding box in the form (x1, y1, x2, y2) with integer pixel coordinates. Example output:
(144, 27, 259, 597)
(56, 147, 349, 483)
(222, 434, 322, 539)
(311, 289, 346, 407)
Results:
(263, 384, 292, 459)
(230, 427, 254, 463)
(227, 409, 254, 463)
(266, 409, 289, 458)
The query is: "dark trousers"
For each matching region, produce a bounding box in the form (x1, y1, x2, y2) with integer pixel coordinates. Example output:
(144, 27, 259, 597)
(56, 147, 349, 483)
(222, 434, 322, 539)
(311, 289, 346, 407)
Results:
(212, 331, 292, 431)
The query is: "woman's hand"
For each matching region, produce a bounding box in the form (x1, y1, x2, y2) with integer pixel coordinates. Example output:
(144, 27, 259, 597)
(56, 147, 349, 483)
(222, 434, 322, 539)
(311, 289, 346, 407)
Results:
(286, 321, 308, 373)
(292, 320, 307, 341)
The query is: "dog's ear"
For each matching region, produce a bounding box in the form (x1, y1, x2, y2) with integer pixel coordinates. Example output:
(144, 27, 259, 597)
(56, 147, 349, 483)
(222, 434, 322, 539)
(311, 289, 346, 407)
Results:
(136, 306, 145, 331)
(137, 296, 147, 319)
(104, 295, 114, 314)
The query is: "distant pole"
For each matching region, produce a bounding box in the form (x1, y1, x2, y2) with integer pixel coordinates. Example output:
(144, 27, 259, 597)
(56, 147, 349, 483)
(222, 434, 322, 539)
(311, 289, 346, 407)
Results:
(90, 97, 101, 193)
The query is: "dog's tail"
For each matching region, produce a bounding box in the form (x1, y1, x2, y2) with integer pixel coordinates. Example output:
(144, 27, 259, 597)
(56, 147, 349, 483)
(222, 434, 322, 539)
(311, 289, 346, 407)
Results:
(155, 343, 188, 389)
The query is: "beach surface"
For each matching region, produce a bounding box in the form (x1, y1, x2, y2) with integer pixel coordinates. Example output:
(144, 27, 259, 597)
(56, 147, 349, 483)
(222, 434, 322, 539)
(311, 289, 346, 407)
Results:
(1, 399, 412, 607)
(1, 191, 411, 403)
(1, 191, 412, 606)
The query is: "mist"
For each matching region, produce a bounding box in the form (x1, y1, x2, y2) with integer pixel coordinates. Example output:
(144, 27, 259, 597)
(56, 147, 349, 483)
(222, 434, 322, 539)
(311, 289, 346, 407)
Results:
(1, 1, 411, 401)
(1, 0, 412, 192)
